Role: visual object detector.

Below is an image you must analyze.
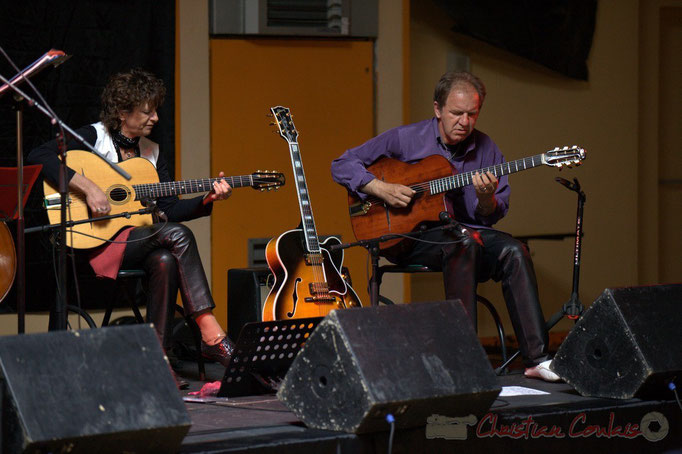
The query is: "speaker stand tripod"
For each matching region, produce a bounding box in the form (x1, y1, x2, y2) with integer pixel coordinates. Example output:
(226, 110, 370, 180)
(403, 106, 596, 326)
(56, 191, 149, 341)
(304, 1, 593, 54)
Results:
(495, 177, 586, 375)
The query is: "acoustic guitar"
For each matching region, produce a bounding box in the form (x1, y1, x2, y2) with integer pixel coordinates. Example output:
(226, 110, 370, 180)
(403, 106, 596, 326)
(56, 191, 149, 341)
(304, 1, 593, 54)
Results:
(261, 106, 363, 321)
(348, 146, 586, 252)
(44, 149, 285, 249)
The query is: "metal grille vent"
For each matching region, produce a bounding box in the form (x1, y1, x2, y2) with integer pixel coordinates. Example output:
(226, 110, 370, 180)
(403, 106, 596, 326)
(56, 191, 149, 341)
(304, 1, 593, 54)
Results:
(266, 0, 344, 32)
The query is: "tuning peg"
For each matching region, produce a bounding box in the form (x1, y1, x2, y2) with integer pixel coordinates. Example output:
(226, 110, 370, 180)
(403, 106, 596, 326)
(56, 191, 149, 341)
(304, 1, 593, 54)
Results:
(266, 113, 273, 117)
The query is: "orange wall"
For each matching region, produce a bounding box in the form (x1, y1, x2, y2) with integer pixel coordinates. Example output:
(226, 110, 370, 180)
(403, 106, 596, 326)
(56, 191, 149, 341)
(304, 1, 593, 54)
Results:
(209, 38, 374, 333)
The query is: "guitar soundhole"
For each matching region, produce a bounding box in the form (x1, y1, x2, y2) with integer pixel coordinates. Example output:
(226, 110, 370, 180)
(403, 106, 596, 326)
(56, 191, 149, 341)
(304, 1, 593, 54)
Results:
(109, 186, 130, 203)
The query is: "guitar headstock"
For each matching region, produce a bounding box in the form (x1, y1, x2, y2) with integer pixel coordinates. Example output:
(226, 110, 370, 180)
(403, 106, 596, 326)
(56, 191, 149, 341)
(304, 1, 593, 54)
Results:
(543, 146, 586, 168)
(270, 106, 298, 144)
(251, 171, 286, 191)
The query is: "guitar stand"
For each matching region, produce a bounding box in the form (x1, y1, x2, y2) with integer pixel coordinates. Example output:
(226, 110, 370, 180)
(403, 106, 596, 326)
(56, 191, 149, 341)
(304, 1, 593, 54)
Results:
(217, 316, 324, 398)
(494, 177, 586, 375)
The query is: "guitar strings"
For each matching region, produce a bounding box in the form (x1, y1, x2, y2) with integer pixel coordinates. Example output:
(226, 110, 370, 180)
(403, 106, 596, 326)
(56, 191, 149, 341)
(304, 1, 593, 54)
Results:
(360, 155, 545, 206)
(132, 173, 280, 198)
(294, 149, 332, 302)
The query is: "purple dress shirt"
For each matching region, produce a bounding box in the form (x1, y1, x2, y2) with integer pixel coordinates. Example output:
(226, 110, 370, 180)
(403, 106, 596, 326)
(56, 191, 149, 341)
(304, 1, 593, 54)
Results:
(331, 118, 510, 229)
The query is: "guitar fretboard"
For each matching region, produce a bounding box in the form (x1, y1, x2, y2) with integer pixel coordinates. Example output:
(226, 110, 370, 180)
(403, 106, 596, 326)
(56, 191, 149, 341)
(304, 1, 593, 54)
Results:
(426, 154, 544, 195)
(289, 143, 321, 254)
(133, 176, 254, 199)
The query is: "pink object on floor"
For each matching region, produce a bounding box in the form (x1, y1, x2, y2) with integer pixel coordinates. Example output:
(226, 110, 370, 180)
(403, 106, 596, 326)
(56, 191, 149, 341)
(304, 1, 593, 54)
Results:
(188, 381, 222, 397)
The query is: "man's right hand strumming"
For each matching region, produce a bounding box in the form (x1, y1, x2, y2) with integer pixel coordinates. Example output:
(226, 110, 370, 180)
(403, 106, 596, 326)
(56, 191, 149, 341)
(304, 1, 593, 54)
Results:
(361, 178, 416, 208)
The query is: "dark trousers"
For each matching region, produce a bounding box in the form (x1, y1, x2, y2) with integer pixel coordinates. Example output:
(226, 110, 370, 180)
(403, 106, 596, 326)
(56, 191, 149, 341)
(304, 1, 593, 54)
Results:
(120, 223, 215, 349)
(398, 226, 549, 367)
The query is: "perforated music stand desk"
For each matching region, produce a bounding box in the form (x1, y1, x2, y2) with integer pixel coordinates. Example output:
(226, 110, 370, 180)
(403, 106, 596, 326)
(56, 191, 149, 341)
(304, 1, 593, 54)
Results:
(218, 317, 323, 398)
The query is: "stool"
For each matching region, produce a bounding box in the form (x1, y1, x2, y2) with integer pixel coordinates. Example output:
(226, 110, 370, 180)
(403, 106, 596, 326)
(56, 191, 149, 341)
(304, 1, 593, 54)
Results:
(102, 269, 206, 381)
(375, 264, 508, 365)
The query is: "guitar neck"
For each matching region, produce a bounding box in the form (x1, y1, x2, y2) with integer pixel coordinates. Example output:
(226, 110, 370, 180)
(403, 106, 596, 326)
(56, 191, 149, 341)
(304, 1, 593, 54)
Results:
(427, 153, 545, 195)
(288, 141, 321, 254)
(133, 175, 254, 199)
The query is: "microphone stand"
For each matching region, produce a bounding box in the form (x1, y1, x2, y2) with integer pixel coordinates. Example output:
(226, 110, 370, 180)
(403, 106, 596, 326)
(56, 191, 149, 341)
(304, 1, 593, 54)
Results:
(14, 96, 26, 333)
(0, 70, 130, 332)
(329, 222, 464, 307)
(1, 49, 68, 333)
(24, 206, 156, 235)
(494, 177, 586, 375)
(24, 206, 155, 330)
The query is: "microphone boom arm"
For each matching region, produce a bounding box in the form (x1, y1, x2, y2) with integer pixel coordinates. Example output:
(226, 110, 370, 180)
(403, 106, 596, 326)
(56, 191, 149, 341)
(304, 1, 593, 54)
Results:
(0, 71, 131, 181)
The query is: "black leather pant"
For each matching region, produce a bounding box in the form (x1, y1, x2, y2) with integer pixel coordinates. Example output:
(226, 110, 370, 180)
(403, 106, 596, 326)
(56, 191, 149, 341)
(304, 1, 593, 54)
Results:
(120, 223, 215, 349)
(399, 226, 549, 367)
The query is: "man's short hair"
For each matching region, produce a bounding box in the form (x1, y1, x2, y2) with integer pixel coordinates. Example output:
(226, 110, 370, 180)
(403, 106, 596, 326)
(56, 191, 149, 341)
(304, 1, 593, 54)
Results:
(433, 71, 486, 109)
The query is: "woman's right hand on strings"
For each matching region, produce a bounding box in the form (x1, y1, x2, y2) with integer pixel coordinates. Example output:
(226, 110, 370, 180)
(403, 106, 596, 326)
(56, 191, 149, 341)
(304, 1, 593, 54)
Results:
(70, 173, 111, 217)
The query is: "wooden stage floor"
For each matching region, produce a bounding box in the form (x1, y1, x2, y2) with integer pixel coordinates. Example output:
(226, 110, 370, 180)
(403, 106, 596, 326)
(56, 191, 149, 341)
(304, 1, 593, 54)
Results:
(174, 359, 682, 454)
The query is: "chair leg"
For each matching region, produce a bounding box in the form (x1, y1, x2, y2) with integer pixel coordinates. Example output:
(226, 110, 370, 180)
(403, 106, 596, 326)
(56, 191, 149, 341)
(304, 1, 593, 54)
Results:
(66, 305, 98, 329)
(476, 295, 508, 367)
(188, 317, 206, 381)
(378, 295, 395, 305)
(175, 305, 206, 381)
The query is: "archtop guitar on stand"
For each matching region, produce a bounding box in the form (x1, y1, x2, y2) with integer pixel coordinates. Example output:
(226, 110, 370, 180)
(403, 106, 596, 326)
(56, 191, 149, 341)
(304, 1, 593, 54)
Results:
(262, 106, 363, 321)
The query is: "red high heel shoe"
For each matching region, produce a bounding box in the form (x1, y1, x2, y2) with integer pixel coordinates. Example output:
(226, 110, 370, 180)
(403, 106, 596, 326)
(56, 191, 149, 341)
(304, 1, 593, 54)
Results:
(201, 336, 235, 368)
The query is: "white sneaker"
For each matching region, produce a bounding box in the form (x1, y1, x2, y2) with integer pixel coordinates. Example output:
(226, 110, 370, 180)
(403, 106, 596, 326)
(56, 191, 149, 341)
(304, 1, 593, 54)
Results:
(524, 360, 561, 382)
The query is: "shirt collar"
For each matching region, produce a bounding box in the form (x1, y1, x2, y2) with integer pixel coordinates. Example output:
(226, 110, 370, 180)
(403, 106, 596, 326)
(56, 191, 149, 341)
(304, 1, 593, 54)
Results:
(432, 117, 477, 160)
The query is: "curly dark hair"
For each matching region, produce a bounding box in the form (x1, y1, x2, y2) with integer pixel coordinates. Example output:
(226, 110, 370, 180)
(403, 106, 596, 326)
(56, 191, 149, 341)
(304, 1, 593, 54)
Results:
(99, 68, 166, 132)
(433, 71, 486, 110)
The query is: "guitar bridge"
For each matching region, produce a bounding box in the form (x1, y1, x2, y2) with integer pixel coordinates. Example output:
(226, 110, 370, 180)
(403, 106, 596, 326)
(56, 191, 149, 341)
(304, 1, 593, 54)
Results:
(44, 193, 70, 210)
(304, 295, 337, 303)
(305, 282, 337, 303)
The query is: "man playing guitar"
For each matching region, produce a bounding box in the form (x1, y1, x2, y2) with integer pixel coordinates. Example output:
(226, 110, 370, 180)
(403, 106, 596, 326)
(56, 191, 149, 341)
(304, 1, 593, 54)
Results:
(331, 71, 559, 381)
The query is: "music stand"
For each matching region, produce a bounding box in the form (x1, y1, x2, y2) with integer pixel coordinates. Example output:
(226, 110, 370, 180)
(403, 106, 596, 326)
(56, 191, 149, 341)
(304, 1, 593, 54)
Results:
(0, 165, 42, 333)
(217, 317, 323, 398)
(0, 165, 42, 221)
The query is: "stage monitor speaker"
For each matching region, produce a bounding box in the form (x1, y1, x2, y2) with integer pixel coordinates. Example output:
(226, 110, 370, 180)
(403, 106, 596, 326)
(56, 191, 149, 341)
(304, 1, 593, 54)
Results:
(0, 325, 191, 453)
(552, 284, 682, 399)
(227, 267, 272, 338)
(277, 300, 501, 433)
